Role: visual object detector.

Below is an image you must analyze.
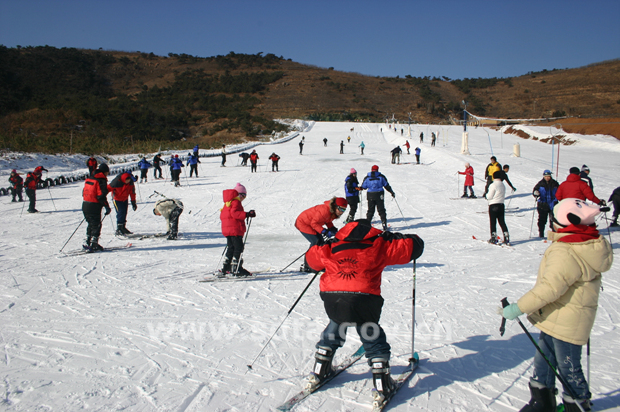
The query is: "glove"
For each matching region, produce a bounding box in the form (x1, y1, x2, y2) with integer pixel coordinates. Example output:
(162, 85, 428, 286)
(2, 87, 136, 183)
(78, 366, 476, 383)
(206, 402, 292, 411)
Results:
(512, 188, 517, 193)
(131, 200, 137, 211)
(502, 303, 523, 320)
(390, 192, 395, 198)
(321, 228, 328, 236)
(533, 190, 540, 197)
(246, 210, 256, 218)
(104, 205, 111, 215)
(327, 227, 338, 237)
(599, 200, 607, 206)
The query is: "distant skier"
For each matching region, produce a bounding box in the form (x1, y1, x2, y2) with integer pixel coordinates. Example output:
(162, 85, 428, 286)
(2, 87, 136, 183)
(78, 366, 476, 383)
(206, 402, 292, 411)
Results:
(295, 197, 348, 272)
(532, 170, 559, 238)
(500, 198, 612, 412)
(187, 152, 201, 177)
(239, 152, 250, 166)
(340, 140, 344, 154)
(299, 137, 305, 154)
(304, 219, 424, 402)
(86, 156, 97, 176)
(221, 145, 227, 167)
(359, 141, 365, 155)
(269, 152, 280, 172)
(153, 154, 163, 179)
(431, 132, 436, 147)
(404, 140, 410, 154)
(138, 157, 152, 183)
(109, 172, 137, 236)
(218, 183, 255, 276)
(414, 147, 421, 164)
(419, 132, 423, 143)
(486, 171, 509, 245)
(323, 138, 328, 147)
(170, 155, 184, 187)
(361, 165, 395, 231)
(24, 166, 47, 213)
(153, 197, 184, 240)
(8, 169, 23, 202)
(502, 164, 516, 192)
(249, 150, 259, 173)
(556, 167, 603, 205)
(81, 163, 111, 251)
(580, 165, 593, 189)
(458, 163, 475, 198)
(193, 144, 199, 158)
(344, 168, 361, 223)
(483, 156, 502, 198)
(390, 146, 402, 164)
(347, 136, 351, 143)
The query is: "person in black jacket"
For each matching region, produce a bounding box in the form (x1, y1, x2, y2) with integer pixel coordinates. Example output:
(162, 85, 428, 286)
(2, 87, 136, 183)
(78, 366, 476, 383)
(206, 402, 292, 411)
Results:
(344, 168, 361, 223)
(153, 154, 163, 179)
(609, 186, 620, 227)
(532, 170, 559, 237)
(580, 165, 593, 189)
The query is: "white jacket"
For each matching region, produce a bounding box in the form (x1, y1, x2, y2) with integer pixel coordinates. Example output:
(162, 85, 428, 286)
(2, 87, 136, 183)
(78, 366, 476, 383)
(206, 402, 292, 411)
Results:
(154, 199, 184, 230)
(517, 232, 613, 345)
(486, 179, 505, 205)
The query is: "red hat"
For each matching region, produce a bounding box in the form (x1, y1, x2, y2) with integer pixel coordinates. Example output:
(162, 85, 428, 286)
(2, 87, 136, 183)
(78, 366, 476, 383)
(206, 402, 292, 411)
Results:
(175, 154, 179, 158)
(371, 165, 379, 172)
(335, 197, 348, 208)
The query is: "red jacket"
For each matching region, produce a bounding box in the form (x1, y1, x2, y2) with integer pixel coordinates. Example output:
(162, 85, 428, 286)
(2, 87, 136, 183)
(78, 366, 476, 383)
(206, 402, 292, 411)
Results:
(24, 172, 42, 190)
(87, 158, 97, 168)
(306, 221, 421, 296)
(295, 200, 338, 235)
(458, 166, 474, 186)
(108, 173, 136, 202)
(250, 153, 259, 163)
(556, 174, 601, 204)
(82, 172, 110, 206)
(220, 189, 247, 237)
(9, 173, 23, 188)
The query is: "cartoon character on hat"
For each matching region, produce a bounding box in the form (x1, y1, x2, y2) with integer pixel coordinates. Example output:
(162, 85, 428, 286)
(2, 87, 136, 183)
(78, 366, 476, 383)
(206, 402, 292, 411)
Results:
(552, 198, 603, 228)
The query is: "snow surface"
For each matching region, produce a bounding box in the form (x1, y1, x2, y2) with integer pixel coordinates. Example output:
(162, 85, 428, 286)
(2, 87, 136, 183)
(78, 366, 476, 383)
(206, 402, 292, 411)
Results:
(1, 122, 619, 412)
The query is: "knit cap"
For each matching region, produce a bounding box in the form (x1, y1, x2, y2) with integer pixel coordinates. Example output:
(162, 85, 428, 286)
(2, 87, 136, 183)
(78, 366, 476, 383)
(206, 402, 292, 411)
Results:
(234, 183, 247, 195)
(350, 168, 357, 174)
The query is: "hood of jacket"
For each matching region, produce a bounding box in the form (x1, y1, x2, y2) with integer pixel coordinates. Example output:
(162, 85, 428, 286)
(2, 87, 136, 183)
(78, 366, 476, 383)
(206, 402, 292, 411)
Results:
(548, 230, 613, 276)
(335, 219, 383, 242)
(223, 189, 241, 204)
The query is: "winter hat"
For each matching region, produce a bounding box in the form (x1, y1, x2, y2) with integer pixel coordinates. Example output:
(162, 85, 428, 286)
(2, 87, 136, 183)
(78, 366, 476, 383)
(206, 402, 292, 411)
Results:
(234, 183, 247, 195)
(543, 169, 552, 176)
(465, 163, 470, 168)
(175, 154, 179, 158)
(569, 167, 580, 174)
(11, 169, 16, 173)
(371, 165, 379, 172)
(97, 163, 109, 173)
(553, 198, 601, 227)
(581, 164, 590, 172)
(335, 197, 348, 208)
(350, 168, 357, 174)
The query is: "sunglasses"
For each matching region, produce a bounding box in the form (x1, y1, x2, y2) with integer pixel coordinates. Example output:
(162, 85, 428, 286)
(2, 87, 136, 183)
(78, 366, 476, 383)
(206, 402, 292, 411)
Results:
(337, 206, 346, 213)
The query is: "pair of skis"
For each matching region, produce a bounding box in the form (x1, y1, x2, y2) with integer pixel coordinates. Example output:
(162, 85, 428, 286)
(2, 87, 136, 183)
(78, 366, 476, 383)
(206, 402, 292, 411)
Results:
(276, 347, 419, 411)
(61, 242, 133, 256)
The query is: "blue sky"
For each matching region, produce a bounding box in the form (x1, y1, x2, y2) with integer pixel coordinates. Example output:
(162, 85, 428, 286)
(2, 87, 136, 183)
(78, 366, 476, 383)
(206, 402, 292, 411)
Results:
(1, 0, 619, 80)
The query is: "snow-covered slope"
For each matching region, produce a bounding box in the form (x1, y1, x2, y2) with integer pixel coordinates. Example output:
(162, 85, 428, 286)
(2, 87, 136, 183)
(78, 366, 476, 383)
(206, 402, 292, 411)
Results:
(1, 122, 618, 411)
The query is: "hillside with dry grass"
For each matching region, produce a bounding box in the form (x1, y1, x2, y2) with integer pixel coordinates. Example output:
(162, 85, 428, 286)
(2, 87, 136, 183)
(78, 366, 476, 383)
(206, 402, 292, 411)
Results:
(1, 46, 619, 154)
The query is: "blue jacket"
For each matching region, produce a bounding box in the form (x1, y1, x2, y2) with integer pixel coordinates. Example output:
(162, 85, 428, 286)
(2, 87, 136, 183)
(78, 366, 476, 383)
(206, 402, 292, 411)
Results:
(344, 175, 360, 198)
(187, 155, 199, 166)
(533, 178, 559, 208)
(171, 158, 184, 170)
(361, 171, 394, 195)
(415, 148, 421, 155)
(138, 159, 152, 169)
(193, 145, 199, 153)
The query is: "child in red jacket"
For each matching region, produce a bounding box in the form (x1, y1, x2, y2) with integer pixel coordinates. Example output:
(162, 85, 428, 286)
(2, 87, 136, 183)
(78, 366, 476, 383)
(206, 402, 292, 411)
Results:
(219, 183, 256, 277)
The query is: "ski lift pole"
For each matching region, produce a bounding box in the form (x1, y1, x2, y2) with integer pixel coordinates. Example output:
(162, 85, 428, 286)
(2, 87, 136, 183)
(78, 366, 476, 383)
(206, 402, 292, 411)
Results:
(410, 260, 419, 368)
(246, 270, 324, 372)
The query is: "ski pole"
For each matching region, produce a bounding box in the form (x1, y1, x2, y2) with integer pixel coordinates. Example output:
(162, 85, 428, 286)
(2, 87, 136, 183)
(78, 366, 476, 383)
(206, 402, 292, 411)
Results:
(410, 260, 419, 369)
(20, 196, 26, 217)
(393, 196, 406, 222)
(233, 217, 252, 276)
(587, 338, 590, 388)
(183, 167, 190, 187)
(136, 179, 143, 202)
(59, 218, 85, 253)
(529, 200, 537, 239)
(47, 186, 57, 211)
(457, 173, 459, 198)
(279, 251, 306, 272)
(501, 298, 586, 412)
(246, 270, 324, 371)
(215, 245, 228, 273)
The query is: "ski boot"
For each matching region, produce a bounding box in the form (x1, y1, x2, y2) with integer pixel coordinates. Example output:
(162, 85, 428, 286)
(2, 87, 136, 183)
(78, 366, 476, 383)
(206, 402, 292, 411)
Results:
(488, 232, 498, 244)
(461, 193, 468, 198)
(90, 237, 104, 252)
(307, 346, 334, 389)
(371, 358, 396, 405)
(469, 194, 477, 199)
(231, 258, 252, 277)
(216, 258, 232, 278)
(519, 381, 557, 412)
(503, 231, 510, 246)
(116, 224, 125, 236)
(83, 236, 92, 250)
(167, 232, 177, 240)
(300, 262, 314, 273)
(121, 224, 133, 235)
(562, 394, 591, 412)
(611, 216, 619, 227)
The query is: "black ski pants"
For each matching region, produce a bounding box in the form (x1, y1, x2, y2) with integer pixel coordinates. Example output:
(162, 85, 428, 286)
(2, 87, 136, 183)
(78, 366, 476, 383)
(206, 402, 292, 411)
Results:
(271, 161, 279, 172)
(189, 164, 198, 177)
(25, 188, 36, 211)
(251, 161, 258, 173)
(225, 235, 244, 263)
(153, 164, 162, 179)
(537, 203, 554, 237)
(83, 201, 103, 238)
(346, 195, 359, 221)
(366, 191, 387, 223)
(168, 206, 183, 236)
(488, 203, 508, 235)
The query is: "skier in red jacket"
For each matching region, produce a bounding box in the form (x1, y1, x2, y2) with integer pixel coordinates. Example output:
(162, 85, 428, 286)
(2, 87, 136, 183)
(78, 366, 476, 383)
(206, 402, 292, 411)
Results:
(219, 183, 256, 277)
(305, 219, 424, 400)
(24, 165, 47, 213)
(109, 172, 137, 235)
(556, 167, 603, 205)
(458, 163, 476, 198)
(82, 164, 111, 251)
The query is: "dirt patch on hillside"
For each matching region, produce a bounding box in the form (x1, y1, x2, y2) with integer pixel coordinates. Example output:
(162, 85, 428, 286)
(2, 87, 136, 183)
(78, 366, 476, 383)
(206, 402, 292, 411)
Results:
(532, 118, 620, 141)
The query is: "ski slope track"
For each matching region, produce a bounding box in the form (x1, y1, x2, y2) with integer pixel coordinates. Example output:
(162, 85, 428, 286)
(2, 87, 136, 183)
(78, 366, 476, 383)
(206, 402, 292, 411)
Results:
(1, 122, 619, 411)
